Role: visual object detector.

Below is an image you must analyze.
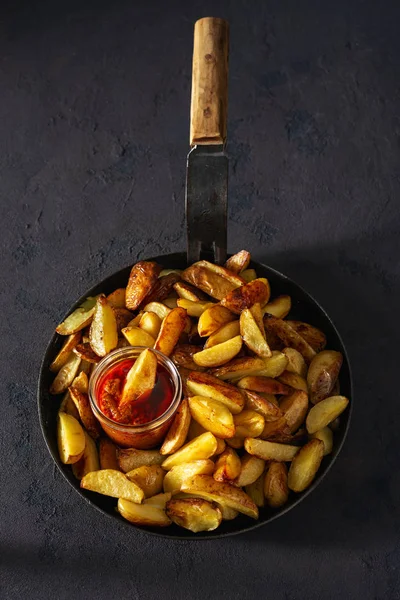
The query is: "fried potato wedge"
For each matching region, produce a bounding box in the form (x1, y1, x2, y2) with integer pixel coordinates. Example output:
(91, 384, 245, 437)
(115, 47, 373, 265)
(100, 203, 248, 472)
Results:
(139, 311, 162, 339)
(245, 474, 265, 508)
(193, 335, 242, 368)
(220, 278, 271, 314)
(259, 416, 291, 440)
(217, 504, 239, 520)
(159, 269, 182, 277)
(235, 454, 265, 487)
(113, 308, 134, 333)
(186, 371, 245, 415)
(164, 296, 178, 309)
(106, 288, 126, 308)
(99, 438, 119, 470)
(57, 412, 85, 464)
(176, 299, 214, 317)
(240, 268, 257, 283)
(154, 307, 187, 356)
(225, 436, 244, 449)
(118, 498, 171, 526)
(244, 438, 299, 462)
(264, 316, 316, 363)
(282, 347, 308, 378)
(160, 399, 191, 455)
(278, 370, 308, 393)
(59, 390, 80, 420)
(174, 281, 208, 302)
(142, 301, 172, 320)
(213, 447, 241, 482)
(240, 308, 272, 358)
(50, 332, 81, 372)
(233, 410, 265, 438)
(306, 395, 349, 434)
(188, 396, 235, 439)
(225, 250, 251, 274)
(125, 261, 161, 310)
(243, 390, 282, 421)
(237, 376, 291, 395)
(81, 469, 144, 503)
(89, 295, 118, 357)
(249, 303, 265, 336)
(310, 426, 333, 456)
(170, 344, 205, 372)
(182, 474, 258, 519)
(210, 351, 288, 381)
(144, 492, 172, 509)
(280, 390, 309, 433)
(288, 439, 324, 492)
(307, 350, 343, 404)
(117, 448, 164, 473)
(70, 370, 88, 393)
(204, 320, 241, 349)
(56, 297, 97, 335)
(72, 431, 100, 480)
(286, 320, 327, 352)
(50, 353, 81, 395)
(69, 386, 101, 439)
(187, 421, 226, 455)
(198, 304, 236, 337)
(264, 462, 289, 508)
(262, 295, 291, 318)
(120, 348, 157, 408)
(163, 459, 215, 494)
(166, 498, 222, 532)
(142, 273, 181, 305)
(128, 312, 144, 327)
(126, 465, 165, 498)
(162, 432, 218, 470)
(181, 260, 244, 300)
(73, 342, 100, 364)
(121, 326, 155, 347)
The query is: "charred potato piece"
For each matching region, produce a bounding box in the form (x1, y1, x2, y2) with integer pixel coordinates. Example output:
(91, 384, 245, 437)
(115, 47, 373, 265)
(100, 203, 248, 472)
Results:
(188, 396, 235, 439)
(307, 350, 343, 404)
(193, 335, 243, 368)
(243, 390, 282, 421)
(118, 498, 171, 527)
(280, 390, 309, 433)
(233, 410, 265, 438)
(220, 278, 271, 315)
(264, 315, 316, 363)
(141, 272, 181, 305)
(237, 375, 292, 395)
(163, 459, 214, 494)
(278, 370, 308, 392)
(50, 332, 81, 372)
(240, 308, 272, 357)
(166, 497, 222, 532)
(186, 371, 245, 415)
(106, 288, 126, 308)
(244, 438, 299, 462)
(213, 447, 241, 482)
(282, 347, 308, 378)
(57, 412, 85, 464)
(204, 320, 241, 349)
(81, 469, 144, 503)
(198, 304, 236, 337)
(89, 295, 118, 357)
(174, 281, 208, 302)
(50, 353, 81, 394)
(224, 250, 251, 274)
(306, 395, 349, 434)
(263, 295, 291, 318)
(126, 465, 165, 498)
(310, 426, 333, 456)
(235, 454, 265, 487)
(154, 307, 187, 357)
(72, 431, 100, 480)
(99, 438, 119, 470)
(286, 320, 327, 352)
(125, 261, 161, 310)
(69, 386, 101, 439)
(56, 297, 97, 335)
(181, 260, 245, 300)
(122, 326, 155, 347)
(160, 399, 191, 455)
(171, 345, 206, 372)
(117, 448, 163, 473)
(162, 432, 218, 470)
(264, 462, 289, 508)
(288, 439, 324, 492)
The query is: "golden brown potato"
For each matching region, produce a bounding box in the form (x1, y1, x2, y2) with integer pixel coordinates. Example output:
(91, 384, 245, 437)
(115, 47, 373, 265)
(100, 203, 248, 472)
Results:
(142, 273, 181, 305)
(278, 370, 308, 392)
(237, 375, 292, 395)
(163, 460, 214, 494)
(144, 492, 172, 509)
(57, 412, 85, 464)
(243, 390, 282, 421)
(127, 312, 144, 327)
(56, 297, 98, 335)
(259, 416, 291, 440)
(69, 386, 101, 439)
(89, 295, 118, 357)
(174, 281, 208, 302)
(249, 303, 266, 337)
(119, 349, 157, 408)
(72, 431, 100, 480)
(244, 438, 299, 462)
(245, 474, 265, 508)
(59, 390, 80, 420)
(81, 469, 144, 503)
(118, 498, 171, 526)
(225, 436, 244, 450)
(204, 321, 241, 349)
(288, 439, 324, 492)
(176, 298, 215, 317)
(121, 326, 155, 347)
(139, 311, 162, 339)
(282, 347, 308, 378)
(113, 308, 134, 333)
(240, 269, 257, 283)
(264, 316, 316, 363)
(117, 448, 164, 473)
(310, 426, 333, 456)
(160, 399, 191, 455)
(264, 462, 289, 508)
(224, 250, 251, 273)
(50, 353, 81, 394)
(280, 390, 309, 433)
(186, 420, 226, 455)
(99, 438, 119, 470)
(161, 432, 218, 470)
(188, 396, 235, 439)
(307, 350, 343, 404)
(73, 342, 100, 364)
(164, 296, 178, 309)
(142, 302, 171, 320)
(306, 395, 349, 434)
(126, 465, 165, 498)
(213, 447, 241, 482)
(154, 307, 187, 356)
(198, 304, 236, 337)
(106, 288, 126, 308)
(210, 351, 288, 381)
(193, 335, 242, 368)
(240, 308, 272, 358)
(286, 320, 327, 352)
(233, 410, 265, 438)
(50, 332, 81, 372)
(235, 454, 265, 487)
(262, 295, 291, 318)
(181, 260, 244, 300)
(125, 261, 161, 310)
(186, 371, 245, 415)
(171, 345, 206, 372)
(182, 474, 258, 519)
(220, 278, 271, 315)
(166, 497, 222, 532)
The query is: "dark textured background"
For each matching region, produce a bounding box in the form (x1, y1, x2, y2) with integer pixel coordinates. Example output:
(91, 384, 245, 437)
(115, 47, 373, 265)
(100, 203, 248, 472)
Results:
(1, 0, 399, 598)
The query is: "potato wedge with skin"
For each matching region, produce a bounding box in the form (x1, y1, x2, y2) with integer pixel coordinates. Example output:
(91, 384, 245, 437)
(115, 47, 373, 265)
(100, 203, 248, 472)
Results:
(72, 431, 100, 480)
(106, 288, 126, 308)
(69, 386, 101, 439)
(204, 320, 241, 349)
(233, 410, 265, 438)
(310, 427, 333, 456)
(240, 268, 257, 283)
(216, 504, 239, 520)
(245, 438, 299, 462)
(235, 454, 265, 487)
(121, 326, 155, 348)
(220, 278, 271, 315)
(160, 399, 191, 455)
(198, 304, 236, 337)
(225, 436, 244, 449)
(213, 447, 241, 482)
(245, 473, 265, 508)
(159, 269, 182, 278)
(211, 352, 288, 381)
(306, 395, 349, 434)
(141, 273, 181, 305)
(174, 281, 208, 302)
(127, 312, 144, 327)
(186, 371, 245, 415)
(70, 367, 89, 394)
(89, 295, 118, 357)
(288, 439, 324, 492)
(50, 333, 81, 372)
(182, 474, 258, 519)
(139, 311, 162, 339)
(163, 460, 215, 494)
(280, 390, 309, 433)
(262, 295, 291, 318)
(166, 498, 222, 532)
(265, 329, 285, 351)
(126, 465, 165, 498)
(118, 498, 171, 527)
(188, 396, 235, 439)
(249, 303, 265, 337)
(264, 316, 316, 363)
(56, 297, 97, 335)
(144, 492, 172, 509)
(278, 370, 308, 393)
(81, 469, 144, 503)
(282, 347, 308, 378)
(99, 438, 119, 470)
(117, 448, 164, 473)
(181, 260, 245, 301)
(73, 342, 100, 364)
(307, 350, 343, 404)
(57, 412, 85, 464)
(164, 296, 178, 309)
(50, 353, 81, 394)
(193, 335, 242, 368)
(142, 302, 171, 320)
(286, 320, 327, 352)
(171, 345, 206, 372)
(187, 421, 226, 455)
(224, 250, 251, 274)
(154, 307, 187, 357)
(240, 309, 272, 358)
(113, 308, 134, 334)
(59, 390, 80, 420)
(243, 390, 282, 422)
(259, 416, 291, 441)
(120, 349, 157, 408)
(264, 462, 289, 508)
(125, 261, 161, 310)
(176, 298, 215, 318)
(237, 376, 292, 395)
(162, 432, 218, 470)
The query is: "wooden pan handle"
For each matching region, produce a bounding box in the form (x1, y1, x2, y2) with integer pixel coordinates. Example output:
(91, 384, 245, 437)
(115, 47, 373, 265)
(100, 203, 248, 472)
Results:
(190, 17, 229, 146)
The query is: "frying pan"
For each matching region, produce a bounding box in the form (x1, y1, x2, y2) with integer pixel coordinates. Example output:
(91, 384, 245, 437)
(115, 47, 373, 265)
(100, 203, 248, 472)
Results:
(38, 18, 353, 539)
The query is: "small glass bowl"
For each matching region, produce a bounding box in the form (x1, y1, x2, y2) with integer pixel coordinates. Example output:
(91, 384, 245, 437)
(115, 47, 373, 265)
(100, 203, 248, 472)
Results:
(89, 347, 182, 449)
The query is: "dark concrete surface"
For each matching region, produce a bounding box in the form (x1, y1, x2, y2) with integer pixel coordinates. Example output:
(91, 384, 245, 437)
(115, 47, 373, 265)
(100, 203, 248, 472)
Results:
(1, 0, 399, 598)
